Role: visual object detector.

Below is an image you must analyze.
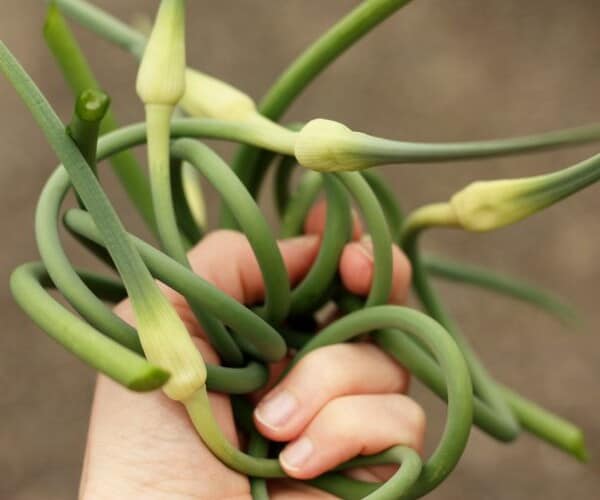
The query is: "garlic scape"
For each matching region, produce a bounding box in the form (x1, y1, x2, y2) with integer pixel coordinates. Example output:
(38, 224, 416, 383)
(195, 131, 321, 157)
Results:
(450, 153, 600, 231)
(0, 41, 205, 400)
(137, 0, 243, 366)
(404, 151, 600, 237)
(294, 118, 600, 173)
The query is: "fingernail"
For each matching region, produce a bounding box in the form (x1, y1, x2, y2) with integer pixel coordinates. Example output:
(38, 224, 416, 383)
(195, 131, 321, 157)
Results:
(357, 235, 373, 262)
(280, 436, 314, 471)
(255, 390, 298, 430)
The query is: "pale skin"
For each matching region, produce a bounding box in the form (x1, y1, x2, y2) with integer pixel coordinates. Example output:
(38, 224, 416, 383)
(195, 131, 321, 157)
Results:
(80, 201, 425, 499)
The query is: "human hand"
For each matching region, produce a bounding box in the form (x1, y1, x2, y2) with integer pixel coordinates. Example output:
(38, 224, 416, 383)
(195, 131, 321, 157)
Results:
(79, 202, 424, 500)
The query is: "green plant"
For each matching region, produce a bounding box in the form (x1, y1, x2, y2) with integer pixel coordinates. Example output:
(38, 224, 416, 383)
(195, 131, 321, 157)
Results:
(2, 0, 595, 498)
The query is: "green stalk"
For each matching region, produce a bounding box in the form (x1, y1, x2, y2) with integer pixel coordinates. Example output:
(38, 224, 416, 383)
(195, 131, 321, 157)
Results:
(289, 174, 352, 316)
(10, 262, 168, 390)
(401, 227, 521, 441)
(181, 161, 207, 231)
(424, 255, 580, 327)
(36, 167, 142, 352)
(171, 159, 204, 244)
(67, 88, 108, 209)
(248, 431, 270, 500)
(95, 117, 296, 155)
(145, 110, 244, 366)
(184, 386, 284, 477)
(44, 3, 156, 232)
(333, 177, 518, 441)
(336, 171, 394, 307)
(499, 385, 588, 462)
(259, 0, 413, 120)
(170, 139, 291, 325)
(280, 170, 323, 237)
(362, 169, 405, 241)
(0, 42, 205, 401)
(67, 88, 109, 178)
(273, 155, 297, 218)
(52, 0, 146, 56)
(307, 476, 378, 499)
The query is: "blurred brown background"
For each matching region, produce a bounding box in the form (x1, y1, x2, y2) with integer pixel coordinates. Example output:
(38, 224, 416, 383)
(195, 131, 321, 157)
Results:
(2, 1, 600, 499)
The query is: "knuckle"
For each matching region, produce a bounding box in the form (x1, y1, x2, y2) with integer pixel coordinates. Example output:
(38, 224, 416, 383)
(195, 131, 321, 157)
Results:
(296, 344, 358, 392)
(394, 395, 426, 437)
(319, 396, 355, 429)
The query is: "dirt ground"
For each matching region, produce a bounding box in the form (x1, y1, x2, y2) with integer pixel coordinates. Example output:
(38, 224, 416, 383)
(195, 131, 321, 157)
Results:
(1, 1, 599, 499)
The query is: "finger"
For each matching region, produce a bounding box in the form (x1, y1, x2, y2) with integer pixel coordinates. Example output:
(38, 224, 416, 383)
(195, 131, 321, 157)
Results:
(187, 229, 320, 306)
(304, 198, 362, 240)
(278, 394, 426, 480)
(339, 236, 412, 304)
(254, 343, 409, 442)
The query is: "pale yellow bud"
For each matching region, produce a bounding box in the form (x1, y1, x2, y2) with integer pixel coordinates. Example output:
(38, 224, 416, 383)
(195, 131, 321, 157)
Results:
(294, 119, 375, 172)
(136, 0, 186, 106)
(136, 301, 207, 401)
(180, 69, 257, 120)
(450, 177, 549, 232)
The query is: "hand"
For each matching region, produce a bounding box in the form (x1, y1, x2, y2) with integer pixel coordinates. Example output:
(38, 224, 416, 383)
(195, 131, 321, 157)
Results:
(79, 202, 424, 500)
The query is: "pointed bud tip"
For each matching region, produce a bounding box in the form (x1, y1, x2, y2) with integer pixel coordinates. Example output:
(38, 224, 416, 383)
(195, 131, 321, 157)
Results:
(136, 0, 186, 106)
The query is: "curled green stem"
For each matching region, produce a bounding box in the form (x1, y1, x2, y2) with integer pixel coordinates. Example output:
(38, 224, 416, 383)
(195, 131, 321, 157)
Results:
(10, 262, 168, 391)
(280, 170, 323, 238)
(361, 169, 405, 240)
(274, 155, 297, 218)
(171, 139, 291, 326)
(402, 230, 521, 441)
(171, 159, 205, 244)
(289, 174, 352, 316)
